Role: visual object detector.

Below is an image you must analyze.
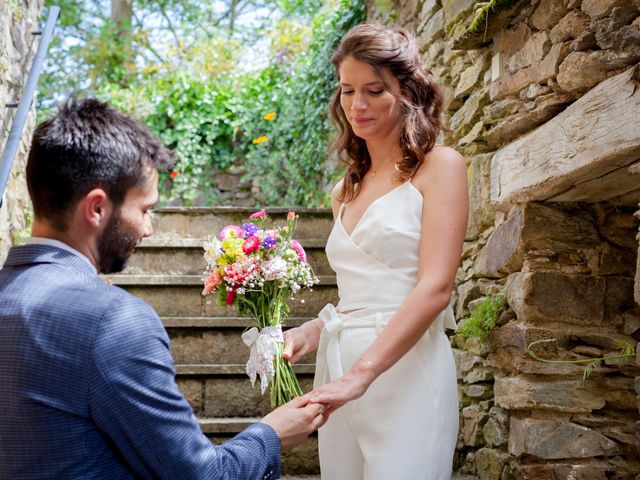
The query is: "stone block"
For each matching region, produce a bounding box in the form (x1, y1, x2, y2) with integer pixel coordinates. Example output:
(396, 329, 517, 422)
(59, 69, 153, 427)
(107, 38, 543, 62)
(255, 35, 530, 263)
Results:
(442, 0, 476, 30)
(493, 23, 532, 58)
(557, 49, 640, 93)
(176, 378, 204, 415)
(204, 376, 314, 417)
(483, 406, 509, 447)
(420, 9, 445, 45)
(417, 0, 440, 34)
(466, 153, 495, 240)
(515, 462, 609, 480)
(485, 91, 574, 148)
(530, 1, 570, 30)
(483, 97, 520, 124)
(572, 30, 599, 51)
(507, 272, 605, 325)
(505, 31, 551, 74)
(490, 42, 570, 100)
(450, 88, 489, 134)
(464, 384, 494, 400)
(474, 203, 600, 277)
(582, 0, 632, 19)
(550, 9, 591, 43)
(592, 4, 640, 49)
(509, 417, 622, 458)
(495, 377, 606, 413)
(462, 404, 489, 446)
(474, 448, 511, 480)
(455, 54, 488, 99)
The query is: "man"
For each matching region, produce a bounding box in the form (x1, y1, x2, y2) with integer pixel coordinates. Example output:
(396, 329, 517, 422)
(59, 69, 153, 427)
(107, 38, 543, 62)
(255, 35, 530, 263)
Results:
(0, 98, 324, 479)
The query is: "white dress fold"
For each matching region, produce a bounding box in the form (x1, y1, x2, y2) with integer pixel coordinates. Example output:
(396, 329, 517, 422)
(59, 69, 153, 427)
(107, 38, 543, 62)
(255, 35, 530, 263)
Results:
(315, 181, 459, 480)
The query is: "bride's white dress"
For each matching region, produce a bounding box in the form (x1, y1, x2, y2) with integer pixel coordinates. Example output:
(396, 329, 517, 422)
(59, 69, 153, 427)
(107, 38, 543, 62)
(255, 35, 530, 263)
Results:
(314, 181, 459, 480)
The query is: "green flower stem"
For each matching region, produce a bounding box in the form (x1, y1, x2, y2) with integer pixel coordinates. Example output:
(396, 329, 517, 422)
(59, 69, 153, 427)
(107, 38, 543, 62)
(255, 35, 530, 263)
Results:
(270, 342, 303, 408)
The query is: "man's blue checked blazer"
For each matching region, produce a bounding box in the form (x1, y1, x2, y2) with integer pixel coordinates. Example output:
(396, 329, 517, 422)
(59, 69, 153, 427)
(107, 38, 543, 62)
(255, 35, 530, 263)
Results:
(0, 244, 281, 480)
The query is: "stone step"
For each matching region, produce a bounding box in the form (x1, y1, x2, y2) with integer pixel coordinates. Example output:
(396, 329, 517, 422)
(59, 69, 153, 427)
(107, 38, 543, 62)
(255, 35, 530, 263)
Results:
(125, 238, 333, 276)
(200, 417, 319, 476)
(179, 365, 315, 417)
(150, 207, 333, 241)
(163, 317, 315, 365)
(104, 274, 336, 286)
(109, 283, 338, 318)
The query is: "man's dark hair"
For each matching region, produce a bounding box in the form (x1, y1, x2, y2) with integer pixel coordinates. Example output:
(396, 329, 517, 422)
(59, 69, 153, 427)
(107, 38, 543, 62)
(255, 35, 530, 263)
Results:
(26, 97, 175, 231)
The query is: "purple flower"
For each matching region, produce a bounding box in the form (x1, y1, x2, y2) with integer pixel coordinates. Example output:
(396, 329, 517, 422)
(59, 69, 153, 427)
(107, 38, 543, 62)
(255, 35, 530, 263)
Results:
(243, 223, 259, 238)
(262, 235, 277, 249)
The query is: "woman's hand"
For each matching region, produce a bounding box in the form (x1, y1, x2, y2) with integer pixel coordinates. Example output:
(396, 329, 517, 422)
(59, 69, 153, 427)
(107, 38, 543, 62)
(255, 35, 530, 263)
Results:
(282, 318, 323, 364)
(308, 357, 378, 415)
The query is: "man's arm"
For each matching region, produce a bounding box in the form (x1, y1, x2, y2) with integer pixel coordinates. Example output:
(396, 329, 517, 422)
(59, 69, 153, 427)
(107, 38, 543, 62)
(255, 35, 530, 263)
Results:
(89, 295, 281, 480)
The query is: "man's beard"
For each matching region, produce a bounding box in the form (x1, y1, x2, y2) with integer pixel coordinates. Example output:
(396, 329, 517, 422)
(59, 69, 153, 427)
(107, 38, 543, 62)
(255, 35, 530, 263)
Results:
(97, 210, 139, 274)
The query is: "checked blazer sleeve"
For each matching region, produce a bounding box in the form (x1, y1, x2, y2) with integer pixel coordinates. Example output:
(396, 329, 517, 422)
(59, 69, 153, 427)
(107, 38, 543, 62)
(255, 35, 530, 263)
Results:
(88, 294, 281, 480)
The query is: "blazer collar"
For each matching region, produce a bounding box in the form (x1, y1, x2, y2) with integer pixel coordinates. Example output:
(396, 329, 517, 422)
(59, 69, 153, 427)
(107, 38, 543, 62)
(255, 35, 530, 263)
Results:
(3, 244, 98, 277)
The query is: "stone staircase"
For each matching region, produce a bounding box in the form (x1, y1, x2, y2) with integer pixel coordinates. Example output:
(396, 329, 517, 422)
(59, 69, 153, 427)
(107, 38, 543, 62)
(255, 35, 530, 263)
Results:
(103, 207, 336, 477)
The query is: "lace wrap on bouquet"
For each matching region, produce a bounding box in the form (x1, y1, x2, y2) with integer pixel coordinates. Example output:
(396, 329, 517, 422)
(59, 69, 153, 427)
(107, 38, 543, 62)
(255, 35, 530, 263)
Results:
(242, 325, 284, 393)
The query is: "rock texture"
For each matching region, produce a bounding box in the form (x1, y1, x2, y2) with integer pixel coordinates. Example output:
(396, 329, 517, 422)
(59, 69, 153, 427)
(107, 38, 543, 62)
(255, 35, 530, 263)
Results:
(368, 0, 640, 477)
(0, 0, 43, 264)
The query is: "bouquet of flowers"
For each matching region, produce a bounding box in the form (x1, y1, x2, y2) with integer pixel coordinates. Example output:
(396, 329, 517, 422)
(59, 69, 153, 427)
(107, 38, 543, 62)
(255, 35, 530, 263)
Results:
(201, 210, 318, 407)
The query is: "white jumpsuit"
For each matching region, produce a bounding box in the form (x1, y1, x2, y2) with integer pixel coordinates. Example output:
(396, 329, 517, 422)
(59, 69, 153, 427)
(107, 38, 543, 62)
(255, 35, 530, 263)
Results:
(314, 181, 459, 480)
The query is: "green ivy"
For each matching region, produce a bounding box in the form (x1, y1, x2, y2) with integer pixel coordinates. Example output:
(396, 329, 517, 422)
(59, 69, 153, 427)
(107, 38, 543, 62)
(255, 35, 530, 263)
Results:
(95, 0, 365, 207)
(457, 291, 508, 342)
(239, 0, 366, 207)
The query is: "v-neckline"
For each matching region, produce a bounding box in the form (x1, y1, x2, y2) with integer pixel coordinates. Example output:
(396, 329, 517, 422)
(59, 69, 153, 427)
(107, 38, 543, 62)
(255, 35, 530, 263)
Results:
(338, 181, 418, 238)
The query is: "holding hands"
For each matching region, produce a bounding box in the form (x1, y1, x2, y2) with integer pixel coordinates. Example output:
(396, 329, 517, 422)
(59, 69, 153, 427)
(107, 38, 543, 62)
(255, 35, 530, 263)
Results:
(283, 319, 379, 417)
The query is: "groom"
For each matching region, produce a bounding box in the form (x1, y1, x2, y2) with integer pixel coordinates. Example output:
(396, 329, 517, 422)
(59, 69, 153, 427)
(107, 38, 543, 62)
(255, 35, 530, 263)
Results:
(0, 98, 324, 479)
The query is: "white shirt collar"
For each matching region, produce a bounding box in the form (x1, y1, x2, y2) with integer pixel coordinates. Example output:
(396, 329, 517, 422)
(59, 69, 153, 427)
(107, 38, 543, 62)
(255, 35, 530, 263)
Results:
(26, 237, 98, 275)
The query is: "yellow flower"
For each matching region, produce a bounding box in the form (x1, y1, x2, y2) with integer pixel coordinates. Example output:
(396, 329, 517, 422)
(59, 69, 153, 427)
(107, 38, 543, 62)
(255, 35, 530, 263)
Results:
(252, 135, 269, 144)
(221, 238, 244, 259)
(263, 112, 277, 121)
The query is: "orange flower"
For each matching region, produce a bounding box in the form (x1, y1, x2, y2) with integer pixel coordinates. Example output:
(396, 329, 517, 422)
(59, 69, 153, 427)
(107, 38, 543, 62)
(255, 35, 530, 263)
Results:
(252, 136, 269, 144)
(263, 112, 277, 121)
(169, 171, 179, 178)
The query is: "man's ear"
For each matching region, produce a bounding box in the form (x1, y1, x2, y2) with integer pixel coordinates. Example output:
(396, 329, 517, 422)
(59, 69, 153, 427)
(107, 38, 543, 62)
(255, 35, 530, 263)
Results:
(83, 188, 111, 228)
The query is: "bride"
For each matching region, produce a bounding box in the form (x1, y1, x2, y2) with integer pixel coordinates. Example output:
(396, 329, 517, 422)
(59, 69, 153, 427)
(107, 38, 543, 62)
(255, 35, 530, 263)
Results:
(285, 23, 468, 479)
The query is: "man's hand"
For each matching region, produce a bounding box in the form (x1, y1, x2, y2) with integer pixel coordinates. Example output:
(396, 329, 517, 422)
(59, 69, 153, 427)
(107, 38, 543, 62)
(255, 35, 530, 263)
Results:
(261, 395, 326, 452)
(282, 319, 323, 364)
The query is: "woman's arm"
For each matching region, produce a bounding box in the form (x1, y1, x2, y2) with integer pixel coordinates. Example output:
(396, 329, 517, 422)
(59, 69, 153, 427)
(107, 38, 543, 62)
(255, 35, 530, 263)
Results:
(309, 147, 469, 406)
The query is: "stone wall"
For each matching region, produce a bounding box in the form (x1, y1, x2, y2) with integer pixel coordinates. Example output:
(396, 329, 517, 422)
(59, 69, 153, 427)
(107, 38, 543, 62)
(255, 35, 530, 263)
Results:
(0, 0, 43, 264)
(368, 0, 640, 478)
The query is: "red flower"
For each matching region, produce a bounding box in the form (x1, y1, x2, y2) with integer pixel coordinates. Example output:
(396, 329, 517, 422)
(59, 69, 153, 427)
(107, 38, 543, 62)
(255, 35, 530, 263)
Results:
(242, 236, 261, 254)
(226, 290, 236, 305)
(169, 171, 179, 179)
(250, 210, 266, 219)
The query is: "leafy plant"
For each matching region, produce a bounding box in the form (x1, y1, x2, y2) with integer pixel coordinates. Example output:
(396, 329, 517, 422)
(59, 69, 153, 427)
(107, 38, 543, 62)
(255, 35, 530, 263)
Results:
(525, 339, 637, 381)
(457, 291, 509, 341)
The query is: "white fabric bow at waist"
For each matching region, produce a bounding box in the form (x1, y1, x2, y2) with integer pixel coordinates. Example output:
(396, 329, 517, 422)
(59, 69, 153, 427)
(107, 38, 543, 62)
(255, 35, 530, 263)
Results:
(313, 303, 457, 388)
(242, 325, 284, 394)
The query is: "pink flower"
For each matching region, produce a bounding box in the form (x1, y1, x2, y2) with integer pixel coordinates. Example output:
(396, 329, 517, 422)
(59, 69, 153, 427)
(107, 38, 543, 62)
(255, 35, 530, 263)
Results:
(202, 269, 222, 295)
(223, 259, 259, 286)
(226, 290, 236, 305)
(290, 240, 306, 262)
(287, 211, 296, 221)
(250, 210, 266, 219)
(242, 236, 261, 254)
(219, 225, 243, 240)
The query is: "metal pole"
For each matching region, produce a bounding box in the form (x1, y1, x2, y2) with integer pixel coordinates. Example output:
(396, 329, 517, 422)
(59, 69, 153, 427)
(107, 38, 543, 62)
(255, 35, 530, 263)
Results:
(0, 6, 60, 208)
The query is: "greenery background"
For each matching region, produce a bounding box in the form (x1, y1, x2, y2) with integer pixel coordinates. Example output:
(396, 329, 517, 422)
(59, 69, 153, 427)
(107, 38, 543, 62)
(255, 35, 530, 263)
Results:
(41, 0, 366, 207)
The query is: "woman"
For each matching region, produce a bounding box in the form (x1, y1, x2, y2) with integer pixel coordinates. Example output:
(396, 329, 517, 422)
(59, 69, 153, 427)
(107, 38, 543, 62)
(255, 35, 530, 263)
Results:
(284, 23, 468, 479)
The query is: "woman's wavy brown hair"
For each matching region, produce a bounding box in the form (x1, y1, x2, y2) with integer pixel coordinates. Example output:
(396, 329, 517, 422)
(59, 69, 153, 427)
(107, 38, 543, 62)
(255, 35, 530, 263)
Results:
(330, 23, 446, 202)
